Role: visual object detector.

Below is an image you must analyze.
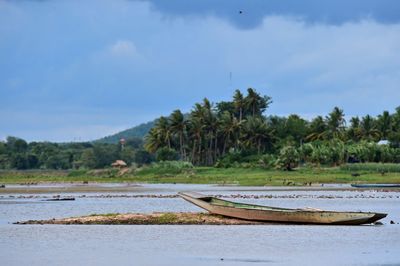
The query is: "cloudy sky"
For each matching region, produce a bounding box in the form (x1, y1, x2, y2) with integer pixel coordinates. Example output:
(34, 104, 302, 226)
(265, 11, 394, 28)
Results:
(1, 0, 400, 142)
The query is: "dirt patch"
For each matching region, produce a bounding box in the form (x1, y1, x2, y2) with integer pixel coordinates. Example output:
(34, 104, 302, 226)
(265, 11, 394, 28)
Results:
(15, 212, 265, 225)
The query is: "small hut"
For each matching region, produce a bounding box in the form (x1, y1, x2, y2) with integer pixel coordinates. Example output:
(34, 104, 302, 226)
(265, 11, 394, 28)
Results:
(111, 160, 127, 168)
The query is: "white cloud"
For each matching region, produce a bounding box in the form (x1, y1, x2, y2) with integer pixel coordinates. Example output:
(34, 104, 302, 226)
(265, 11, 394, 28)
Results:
(2, 1, 400, 141)
(109, 40, 138, 57)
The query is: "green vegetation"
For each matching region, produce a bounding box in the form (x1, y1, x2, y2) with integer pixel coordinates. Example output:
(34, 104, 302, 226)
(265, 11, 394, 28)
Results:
(0, 136, 153, 170)
(1, 165, 400, 186)
(341, 163, 400, 173)
(1, 88, 400, 186)
(89, 213, 120, 217)
(155, 213, 179, 224)
(144, 88, 400, 169)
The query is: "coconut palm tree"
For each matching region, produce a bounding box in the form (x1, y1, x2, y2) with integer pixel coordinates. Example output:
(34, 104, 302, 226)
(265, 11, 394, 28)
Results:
(325, 107, 346, 140)
(233, 89, 245, 121)
(144, 128, 162, 153)
(219, 111, 243, 155)
(169, 109, 187, 160)
(377, 110, 392, 139)
(347, 116, 362, 141)
(187, 116, 204, 165)
(242, 117, 272, 154)
(360, 115, 380, 141)
(154, 116, 172, 149)
(306, 116, 327, 141)
(244, 88, 271, 117)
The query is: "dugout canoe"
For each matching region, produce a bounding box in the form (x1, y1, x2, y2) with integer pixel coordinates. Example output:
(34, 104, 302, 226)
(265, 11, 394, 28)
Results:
(351, 184, 400, 188)
(178, 192, 387, 225)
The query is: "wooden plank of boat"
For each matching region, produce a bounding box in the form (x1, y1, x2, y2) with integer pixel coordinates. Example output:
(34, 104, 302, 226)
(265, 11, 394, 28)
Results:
(351, 184, 400, 188)
(178, 192, 387, 225)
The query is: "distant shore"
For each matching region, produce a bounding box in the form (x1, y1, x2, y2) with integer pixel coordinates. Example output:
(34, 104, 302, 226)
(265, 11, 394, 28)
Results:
(1, 166, 400, 187)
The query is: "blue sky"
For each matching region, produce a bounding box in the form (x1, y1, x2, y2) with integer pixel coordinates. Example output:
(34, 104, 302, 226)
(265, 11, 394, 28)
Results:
(1, 0, 400, 142)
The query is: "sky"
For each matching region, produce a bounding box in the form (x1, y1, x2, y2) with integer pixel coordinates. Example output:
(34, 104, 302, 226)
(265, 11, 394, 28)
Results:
(1, 0, 400, 142)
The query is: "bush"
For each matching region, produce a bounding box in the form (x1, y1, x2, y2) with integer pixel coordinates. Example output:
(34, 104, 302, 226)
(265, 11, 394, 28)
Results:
(258, 154, 276, 169)
(346, 141, 399, 163)
(68, 169, 88, 177)
(137, 160, 194, 176)
(134, 149, 154, 166)
(155, 147, 179, 162)
(340, 163, 400, 173)
(275, 146, 299, 171)
(215, 152, 265, 168)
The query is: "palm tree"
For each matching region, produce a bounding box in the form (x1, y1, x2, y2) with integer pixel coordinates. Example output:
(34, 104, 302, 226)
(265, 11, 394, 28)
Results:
(242, 117, 272, 154)
(155, 116, 172, 149)
(233, 89, 244, 121)
(377, 111, 392, 139)
(361, 115, 380, 141)
(325, 107, 346, 140)
(392, 106, 400, 131)
(169, 110, 187, 160)
(207, 112, 219, 165)
(347, 116, 362, 141)
(144, 128, 162, 153)
(187, 116, 204, 165)
(244, 88, 272, 117)
(244, 88, 260, 117)
(306, 116, 327, 141)
(219, 111, 242, 155)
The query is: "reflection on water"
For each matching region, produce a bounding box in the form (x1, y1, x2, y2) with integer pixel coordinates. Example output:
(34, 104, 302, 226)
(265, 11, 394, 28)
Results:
(0, 184, 399, 266)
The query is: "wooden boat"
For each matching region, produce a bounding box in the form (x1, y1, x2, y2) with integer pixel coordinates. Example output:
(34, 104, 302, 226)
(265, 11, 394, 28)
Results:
(179, 192, 387, 225)
(351, 184, 400, 188)
(43, 197, 75, 201)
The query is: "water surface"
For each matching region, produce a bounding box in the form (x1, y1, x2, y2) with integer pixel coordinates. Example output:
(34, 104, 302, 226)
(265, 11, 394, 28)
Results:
(1, 184, 399, 265)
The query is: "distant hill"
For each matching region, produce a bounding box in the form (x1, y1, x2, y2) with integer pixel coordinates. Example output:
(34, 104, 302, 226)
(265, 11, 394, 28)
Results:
(95, 120, 155, 144)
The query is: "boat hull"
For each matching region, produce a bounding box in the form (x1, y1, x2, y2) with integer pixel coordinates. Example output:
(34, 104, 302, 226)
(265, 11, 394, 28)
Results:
(179, 192, 387, 225)
(351, 184, 400, 188)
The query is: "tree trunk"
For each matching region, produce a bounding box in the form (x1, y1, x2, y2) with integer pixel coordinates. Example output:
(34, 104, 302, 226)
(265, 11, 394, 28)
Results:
(179, 132, 184, 160)
(209, 136, 213, 165)
(214, 136, 218, 162)
(222, 138, 227, 156)
(191, 140, 197, 165)
(198, 136, 202, 165)
(167, 136, 171, 149)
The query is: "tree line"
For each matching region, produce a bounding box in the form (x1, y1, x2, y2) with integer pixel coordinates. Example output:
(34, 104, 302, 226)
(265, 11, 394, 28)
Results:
(144, 88, 400, 167)
(0, 136, 153, 170)
(1, 88, 399, 170)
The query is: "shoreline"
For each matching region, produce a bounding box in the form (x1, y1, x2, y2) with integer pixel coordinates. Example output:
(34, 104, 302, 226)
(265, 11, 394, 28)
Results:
(1, 182, 400, 194)
(0, 182, 400, 194)
(1, 167, 400, 187)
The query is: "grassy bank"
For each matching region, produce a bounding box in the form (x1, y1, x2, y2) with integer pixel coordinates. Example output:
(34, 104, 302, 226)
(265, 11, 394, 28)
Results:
(1, 164, 400, 186)
(15, 212, 262, 225)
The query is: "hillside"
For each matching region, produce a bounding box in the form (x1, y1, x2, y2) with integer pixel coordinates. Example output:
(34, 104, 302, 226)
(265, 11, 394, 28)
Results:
(95, 120, 155, 144)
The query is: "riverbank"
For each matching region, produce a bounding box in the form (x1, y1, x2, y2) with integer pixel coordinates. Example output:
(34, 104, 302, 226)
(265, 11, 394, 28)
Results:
(1, 166, 400, 186)
(15, 212, 264, 225)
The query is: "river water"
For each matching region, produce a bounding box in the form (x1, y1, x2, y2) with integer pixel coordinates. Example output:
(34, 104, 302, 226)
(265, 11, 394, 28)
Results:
(0, 184, 399, 265)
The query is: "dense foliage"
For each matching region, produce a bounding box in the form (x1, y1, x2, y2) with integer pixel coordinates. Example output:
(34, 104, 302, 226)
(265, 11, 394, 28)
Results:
(144, 88, 400, 168)
(2, 88, 399, 170)
(0, 136, 154, 170)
